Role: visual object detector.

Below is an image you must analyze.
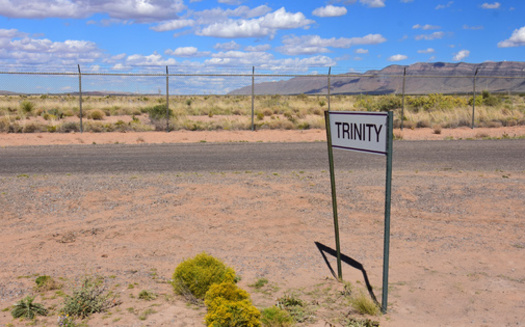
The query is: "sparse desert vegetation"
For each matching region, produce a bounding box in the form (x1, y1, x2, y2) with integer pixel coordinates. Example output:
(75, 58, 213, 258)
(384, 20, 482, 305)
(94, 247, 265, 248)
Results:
(0, 92, 524, 133)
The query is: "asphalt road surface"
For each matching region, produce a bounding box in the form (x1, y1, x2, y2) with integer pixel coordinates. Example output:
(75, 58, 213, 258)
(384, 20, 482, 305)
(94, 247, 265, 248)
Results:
(0, 139, 524, 175)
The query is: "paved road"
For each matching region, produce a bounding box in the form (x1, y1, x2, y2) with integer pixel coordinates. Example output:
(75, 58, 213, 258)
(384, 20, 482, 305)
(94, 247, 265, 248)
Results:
(0, 139, 524, 175)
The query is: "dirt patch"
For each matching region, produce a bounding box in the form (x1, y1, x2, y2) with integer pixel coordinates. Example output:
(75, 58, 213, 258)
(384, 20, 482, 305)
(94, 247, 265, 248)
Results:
(1, 126, 525, 146)
(0, 129, 524, 327)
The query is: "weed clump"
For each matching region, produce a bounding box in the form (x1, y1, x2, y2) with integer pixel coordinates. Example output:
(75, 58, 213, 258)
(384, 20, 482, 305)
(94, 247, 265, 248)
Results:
(172, 252, 236, 301)
(11, 296, 48, 319)
(62, 276, 119, 318)
(260, 306, 294, 327)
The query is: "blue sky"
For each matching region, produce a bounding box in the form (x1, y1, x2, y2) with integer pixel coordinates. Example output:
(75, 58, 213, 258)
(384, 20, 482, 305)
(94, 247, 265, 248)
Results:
(0, 1, 524, 92)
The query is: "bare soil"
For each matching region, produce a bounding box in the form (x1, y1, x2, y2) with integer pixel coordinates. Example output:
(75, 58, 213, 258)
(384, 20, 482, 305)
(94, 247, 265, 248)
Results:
(0, 127, 524, 327)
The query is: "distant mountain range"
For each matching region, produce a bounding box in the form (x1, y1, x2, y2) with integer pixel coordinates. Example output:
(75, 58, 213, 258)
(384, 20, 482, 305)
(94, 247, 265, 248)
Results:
(229, 61, 525, 95)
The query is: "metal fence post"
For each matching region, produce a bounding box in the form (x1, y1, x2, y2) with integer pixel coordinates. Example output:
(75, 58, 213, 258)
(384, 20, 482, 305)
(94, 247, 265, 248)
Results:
(401, 66, 406, 131)
(251, 66, 255, 131)
(166, 66, 170, 132)
(77, 64, 83, 133)
(327, 67, 331, 111)
(472, 67, 479, 129)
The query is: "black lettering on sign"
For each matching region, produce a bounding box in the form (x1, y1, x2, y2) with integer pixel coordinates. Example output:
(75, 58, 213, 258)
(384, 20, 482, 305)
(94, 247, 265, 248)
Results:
(334, 122, 383, 142)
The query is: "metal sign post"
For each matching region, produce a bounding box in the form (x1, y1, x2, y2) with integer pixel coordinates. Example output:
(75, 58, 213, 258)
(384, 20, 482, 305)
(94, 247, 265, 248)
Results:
(325, 110, 393, 313)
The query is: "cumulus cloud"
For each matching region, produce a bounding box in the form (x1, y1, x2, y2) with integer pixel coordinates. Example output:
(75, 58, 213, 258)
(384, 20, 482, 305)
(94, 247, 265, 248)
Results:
(244, 44, 271, 51)
(481, 2, 500, 9)
(312, 5, 347, 17)
(453, 50, 470, 61)
(197, 7, 314, 38)
(165, 47, 209, 57)
(126, 52, 177, 66)
(355, 48, 369, 54)
(194, 5, 272, 25)
(497, 26, 525, 47)
(388, 54, 408, 61)
(150, 19, 195, 32)
(0, 0, 186, 22)
(413, 24, 441, 30)
(0, 29, 104, 66)
(463, 25, 483, 30)
(415, 31, 445, 40)
(214, 41, 241, 51)
(277, 34, 386, 55)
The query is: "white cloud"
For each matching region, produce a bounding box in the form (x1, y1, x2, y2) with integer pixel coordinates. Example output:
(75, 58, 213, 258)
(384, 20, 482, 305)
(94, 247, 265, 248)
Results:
(197, 7, 314, 38)
(214, 41, 241, 51)
(360, 0, 386, 8)
(277, 34, 386, 55)
(0, 0, 186, 22)
(245, 44, 271, 52)
(218, 0, 243, 4)
(388, 54, 408, 61)
(151, 19, 195, 32)
(415, 31, 445, 40)
(194, 5, 272, 25)
(417, 48, 435, 54)
(413, 24, 441, 30)
(497, 26, 525, 47)
(312, 5, 347, 17)
(453, 50, 470, 61)
(481, 2, 500, 9)
(165, 47, 207, 57)
(355, 48, 369, 54)
(436, 1, 453, 9)
(126, 52, 177, 66)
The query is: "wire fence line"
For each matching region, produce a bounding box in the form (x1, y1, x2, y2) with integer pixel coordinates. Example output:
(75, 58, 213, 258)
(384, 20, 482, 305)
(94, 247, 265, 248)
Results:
(1, 65, 525, 133)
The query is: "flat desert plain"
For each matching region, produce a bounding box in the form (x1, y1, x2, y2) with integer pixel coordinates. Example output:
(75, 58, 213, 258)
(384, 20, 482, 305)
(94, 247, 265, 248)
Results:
(0, 127, 524, 327)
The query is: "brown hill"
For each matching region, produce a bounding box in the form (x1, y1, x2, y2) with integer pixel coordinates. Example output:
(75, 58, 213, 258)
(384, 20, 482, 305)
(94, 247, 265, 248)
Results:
(229, 61, 525, 95)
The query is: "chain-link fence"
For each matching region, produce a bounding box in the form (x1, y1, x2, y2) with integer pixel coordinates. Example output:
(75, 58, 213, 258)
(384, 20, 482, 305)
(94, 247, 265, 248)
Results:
(1, 65, 524, 133)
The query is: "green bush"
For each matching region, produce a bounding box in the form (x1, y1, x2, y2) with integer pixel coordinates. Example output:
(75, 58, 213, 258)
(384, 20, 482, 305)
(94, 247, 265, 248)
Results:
(148, 104, 173, 121)
(172, 252, 236, 301)
(62, 276, 118, 318)
(260, 306, 294, 327)
(87, 109, 105, 120)
(20, 100, 35, 114)
(11, 296, 48, 319)
(35, 275, 60, 291)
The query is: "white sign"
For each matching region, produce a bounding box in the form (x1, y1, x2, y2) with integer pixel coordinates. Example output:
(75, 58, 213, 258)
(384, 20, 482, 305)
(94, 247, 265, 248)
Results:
(329, 111, 388, 155)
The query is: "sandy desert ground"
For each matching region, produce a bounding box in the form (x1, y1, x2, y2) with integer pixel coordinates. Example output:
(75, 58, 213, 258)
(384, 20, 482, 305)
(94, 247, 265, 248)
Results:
(0, 127, 524, 327)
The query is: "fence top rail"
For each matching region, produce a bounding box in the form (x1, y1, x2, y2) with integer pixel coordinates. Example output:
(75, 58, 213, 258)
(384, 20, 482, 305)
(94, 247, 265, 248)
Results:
(0, 71, 523, 79)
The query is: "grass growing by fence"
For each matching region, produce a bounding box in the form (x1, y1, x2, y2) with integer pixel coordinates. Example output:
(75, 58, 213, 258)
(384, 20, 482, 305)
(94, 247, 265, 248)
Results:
(0, 93, 524, 132)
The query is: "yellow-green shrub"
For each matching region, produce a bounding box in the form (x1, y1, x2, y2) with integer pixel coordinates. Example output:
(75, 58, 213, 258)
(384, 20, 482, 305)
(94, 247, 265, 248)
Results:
(172, 252, 236, 300)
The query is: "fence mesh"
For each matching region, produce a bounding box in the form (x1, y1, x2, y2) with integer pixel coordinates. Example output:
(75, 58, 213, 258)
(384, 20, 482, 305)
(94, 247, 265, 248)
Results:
(1, 66, 524, 133)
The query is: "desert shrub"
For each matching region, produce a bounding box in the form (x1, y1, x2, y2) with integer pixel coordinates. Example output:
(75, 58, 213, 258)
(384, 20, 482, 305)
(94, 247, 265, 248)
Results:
(172, 252, 236, 301)
(138, 290, 157, 301)
(35, 275, 60, 291)
(349, 291, 379, 316)
(277, 293, 315, 324)
(11, 296, 48, 319)
(62, 276, 118, 318)
(148, 104, 173, 121)
(260, 306, 294, 327)
(205, 282, 250, 308)
(204, 283, 260, 327)
(22, 122, 45, 133)
(20, 100, 35, 115)
(87, 109, 105, 120)
(205, 299, 261, 327)
(0, 117, 10, 132)
(376, 95, 402, 112)
(57, 122, 80, 133)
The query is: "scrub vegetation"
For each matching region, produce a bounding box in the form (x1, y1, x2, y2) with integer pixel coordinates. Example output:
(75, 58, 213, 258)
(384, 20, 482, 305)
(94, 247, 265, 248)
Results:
(0, 92, 523, 133)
